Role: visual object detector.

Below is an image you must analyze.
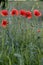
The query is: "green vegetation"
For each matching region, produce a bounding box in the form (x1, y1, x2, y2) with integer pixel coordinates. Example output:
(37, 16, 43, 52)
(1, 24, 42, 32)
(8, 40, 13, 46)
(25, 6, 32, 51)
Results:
(0, 1, 43, 65)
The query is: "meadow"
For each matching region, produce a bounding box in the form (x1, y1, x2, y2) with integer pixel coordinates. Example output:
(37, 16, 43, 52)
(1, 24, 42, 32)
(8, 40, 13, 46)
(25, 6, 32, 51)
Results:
(0, 1, 43, 65)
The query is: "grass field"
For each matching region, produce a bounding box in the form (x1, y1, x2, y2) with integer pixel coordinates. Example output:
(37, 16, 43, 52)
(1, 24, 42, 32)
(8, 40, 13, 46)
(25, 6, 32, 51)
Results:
(0, 1, 43, 65)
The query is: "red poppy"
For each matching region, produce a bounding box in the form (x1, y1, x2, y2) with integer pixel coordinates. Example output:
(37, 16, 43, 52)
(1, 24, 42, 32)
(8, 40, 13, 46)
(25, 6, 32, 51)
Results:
(19, 9, 26, 17)
(1, 20, 8, 28)
(10, 9, 18, 16)
(33, 10, 41, 17)
(25, 11, 32, 19)
(37, 29, 40, 32)
(1, 10, 8, 16)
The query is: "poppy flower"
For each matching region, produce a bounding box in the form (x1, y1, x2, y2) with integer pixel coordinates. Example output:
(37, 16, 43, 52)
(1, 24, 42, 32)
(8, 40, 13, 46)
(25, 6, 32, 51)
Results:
(25, 11, 32, 19)
(10, 9, 18, 16)
(33, 10, 41, 17)
(1, 20, 8, 28)
(0, 10, 8, 16)
(19, 9, 26, 17)
(37, 29, 40, 32)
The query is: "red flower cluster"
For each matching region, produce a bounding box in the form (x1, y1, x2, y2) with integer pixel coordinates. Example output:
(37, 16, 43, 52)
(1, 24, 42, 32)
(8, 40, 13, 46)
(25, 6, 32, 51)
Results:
(0, 9, 42, 19)
(19, 10, 32, 19)
(0, 9, 42, 28)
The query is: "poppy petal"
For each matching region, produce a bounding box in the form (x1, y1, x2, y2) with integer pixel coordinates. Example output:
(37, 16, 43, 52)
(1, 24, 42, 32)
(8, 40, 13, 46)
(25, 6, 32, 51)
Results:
(1, 10, 8, 16)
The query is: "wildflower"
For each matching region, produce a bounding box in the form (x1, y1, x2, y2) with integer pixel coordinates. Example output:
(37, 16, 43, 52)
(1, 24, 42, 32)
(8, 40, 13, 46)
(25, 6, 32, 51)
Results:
(37, 29, 40, 32)
(0, 10, 8, 16)
(33, 10, 41, 17)
(26, 11, 32, 19)
(19, 9, 26, 17)
(10, 9, 18, 16)
(1, 20, 8, 28)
